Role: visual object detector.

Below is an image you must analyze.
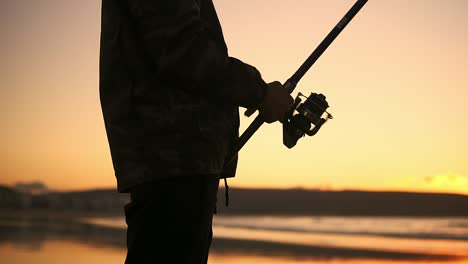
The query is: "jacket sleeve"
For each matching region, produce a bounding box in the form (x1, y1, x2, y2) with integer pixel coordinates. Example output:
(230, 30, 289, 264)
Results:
(125, 0, 267, 108)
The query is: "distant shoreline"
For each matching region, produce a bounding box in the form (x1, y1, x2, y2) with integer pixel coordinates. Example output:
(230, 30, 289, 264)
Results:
(2, 186, 468, 216)
(218, 188, 468, 216)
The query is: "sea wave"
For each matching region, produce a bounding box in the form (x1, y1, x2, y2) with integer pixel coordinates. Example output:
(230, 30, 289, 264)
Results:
(213, 216, 468, 241)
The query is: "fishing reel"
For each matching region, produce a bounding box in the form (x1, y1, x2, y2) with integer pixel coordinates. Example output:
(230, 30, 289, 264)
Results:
(283, 92, 333, 148)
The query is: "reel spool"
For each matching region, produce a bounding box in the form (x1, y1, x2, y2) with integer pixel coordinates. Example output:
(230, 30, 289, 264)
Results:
(283, 92, 333, 148)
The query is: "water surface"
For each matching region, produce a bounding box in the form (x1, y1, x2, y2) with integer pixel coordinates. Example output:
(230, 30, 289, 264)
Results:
(1, 213, 467, 263)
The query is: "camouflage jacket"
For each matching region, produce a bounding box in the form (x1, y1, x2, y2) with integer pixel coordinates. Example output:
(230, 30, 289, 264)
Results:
(100, 0, 268, 192)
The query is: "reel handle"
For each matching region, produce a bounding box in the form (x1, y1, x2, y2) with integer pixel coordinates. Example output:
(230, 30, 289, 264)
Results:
(244, 80, 295, 117)
(235, 80, 296, 153)
(223, 81, 295, 168)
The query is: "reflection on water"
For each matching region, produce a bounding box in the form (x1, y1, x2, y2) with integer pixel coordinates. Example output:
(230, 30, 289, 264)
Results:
(3, 240, 467, 264)
(212, 216, 468, 255)
(0, 241, 124, 264)
(214, 216, 468, 240)
(1, 212, 468, 264)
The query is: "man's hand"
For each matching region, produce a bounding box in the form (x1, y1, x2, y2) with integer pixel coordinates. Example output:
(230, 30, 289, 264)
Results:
(245, 81, 294, 123)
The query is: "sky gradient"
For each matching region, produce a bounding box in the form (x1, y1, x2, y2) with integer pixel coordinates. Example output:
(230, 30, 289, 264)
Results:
(1, 0, 467, 194)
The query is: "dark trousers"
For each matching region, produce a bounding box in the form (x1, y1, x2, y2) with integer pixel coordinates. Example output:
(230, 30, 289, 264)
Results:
(124, 175, 219, 264)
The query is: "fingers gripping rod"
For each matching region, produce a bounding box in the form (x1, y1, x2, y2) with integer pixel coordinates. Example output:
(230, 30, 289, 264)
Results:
(224, 0, 368, 169)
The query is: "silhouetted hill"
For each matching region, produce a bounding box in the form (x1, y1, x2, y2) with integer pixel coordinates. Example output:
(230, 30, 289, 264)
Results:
(0, 185, 30, 208)
(2, 185, 467, 216)
(217, 188, 468, 216)
(31, 189, 129, 211)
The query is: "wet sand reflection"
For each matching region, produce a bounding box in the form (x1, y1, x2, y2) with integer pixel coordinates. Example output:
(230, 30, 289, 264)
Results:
(1, 214, 467, 263)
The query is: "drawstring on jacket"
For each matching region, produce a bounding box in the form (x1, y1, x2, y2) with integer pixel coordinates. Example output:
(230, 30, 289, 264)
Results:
(223, 178, 229, 206)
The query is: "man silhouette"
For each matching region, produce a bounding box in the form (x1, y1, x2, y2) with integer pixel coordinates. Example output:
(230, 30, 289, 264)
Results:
(100, 0, 293, 263)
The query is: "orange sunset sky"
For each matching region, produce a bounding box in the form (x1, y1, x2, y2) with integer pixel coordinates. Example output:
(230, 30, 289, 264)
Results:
(1, 0, 467, 194)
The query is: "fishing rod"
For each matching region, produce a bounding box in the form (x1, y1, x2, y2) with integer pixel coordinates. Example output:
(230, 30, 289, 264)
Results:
(225, 0, 368, 167)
